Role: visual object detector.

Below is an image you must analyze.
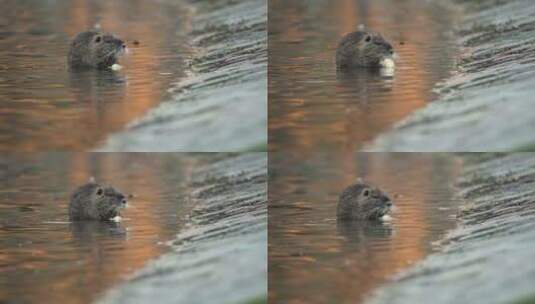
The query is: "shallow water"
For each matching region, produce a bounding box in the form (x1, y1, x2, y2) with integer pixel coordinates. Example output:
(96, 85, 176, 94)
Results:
(0, 153, 199, 304)
(367, 0, 535, 152)
(367, 153, 535, 304)
(0, 0, 190, 151)
(268, 0, 457, 153)
(268, 153, 462, 304)
(99, 0, 268, 152)
(100, 153, 268, 304)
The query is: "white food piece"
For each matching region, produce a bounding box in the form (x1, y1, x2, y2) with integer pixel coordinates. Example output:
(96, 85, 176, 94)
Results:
(380, 67, 395, 78)
(111, 63, 122, 71)
(380, 58, 395, 68)
(111, 216, 122, 222)
(381, 214, 393, 222)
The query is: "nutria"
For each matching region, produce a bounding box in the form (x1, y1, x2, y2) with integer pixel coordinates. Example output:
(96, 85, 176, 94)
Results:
(68, 181, 127, 221)
(68, 31, 126, 69)
(336, 30, 394, 69)
(337, 181, 392, 220)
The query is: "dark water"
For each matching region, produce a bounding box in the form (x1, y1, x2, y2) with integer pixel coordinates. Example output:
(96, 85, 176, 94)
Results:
(268, 153, 462, 304)
(0, 153, 199, 304)
(268, 0, 458, 153)
(0, 0, 190, 151)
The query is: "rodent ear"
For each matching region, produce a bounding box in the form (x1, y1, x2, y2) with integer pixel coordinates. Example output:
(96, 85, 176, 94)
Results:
(95, 187, 103, 196)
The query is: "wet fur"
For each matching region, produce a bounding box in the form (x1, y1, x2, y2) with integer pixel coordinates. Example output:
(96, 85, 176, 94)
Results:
(68, 31, 125, 69)
(69, 182, 126, 221)
(336, 30, 393, 68)
(337, 182, 392, 220)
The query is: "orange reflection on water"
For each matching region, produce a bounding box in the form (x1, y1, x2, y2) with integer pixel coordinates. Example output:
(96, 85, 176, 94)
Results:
(269, 0, 458, 155)
(269, 153, 461, 304)
(61, 1, 176, 150)
(0, 0, 189, 151)
(0, 153, 193, 304)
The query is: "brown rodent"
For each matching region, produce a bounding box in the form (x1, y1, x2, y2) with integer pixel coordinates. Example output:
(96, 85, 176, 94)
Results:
(68, 181, 127, 221)
(68, 31, 126, 69)
(337, 181, 393, 220)
(336, 30, 394, 69)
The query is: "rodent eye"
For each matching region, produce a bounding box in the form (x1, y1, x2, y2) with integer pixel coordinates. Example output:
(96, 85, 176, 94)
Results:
(365, 35, 371, 42)
(96, 188, 103, 196)
(363, 189, 370, 197)
(94, 36, 102, 43)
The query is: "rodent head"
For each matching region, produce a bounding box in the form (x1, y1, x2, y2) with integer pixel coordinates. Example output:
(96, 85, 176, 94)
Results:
(72, 182, 127, 220)
(93, 184, 127, 217)
(337, 181, 392, 220)
(69, 31, 126, 69)
(336, 30, 394, 68)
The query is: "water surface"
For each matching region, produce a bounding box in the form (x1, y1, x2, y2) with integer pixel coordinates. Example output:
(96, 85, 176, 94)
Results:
(368, 153, 535, 304)
(0, 0, 190, 150)
(99, 0, 268, 152)
(0, 153, 199, 304)
(100, 153, 268, 304)
(268, 0, 457, 153)
(268, 153, 462, 304)
(367, 0, 535, 151)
